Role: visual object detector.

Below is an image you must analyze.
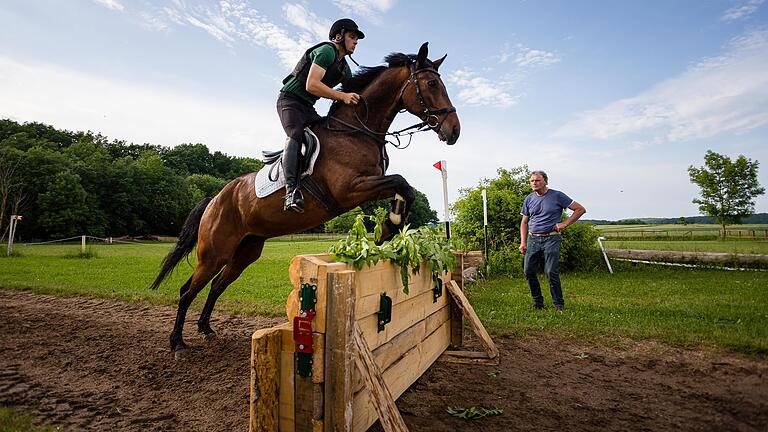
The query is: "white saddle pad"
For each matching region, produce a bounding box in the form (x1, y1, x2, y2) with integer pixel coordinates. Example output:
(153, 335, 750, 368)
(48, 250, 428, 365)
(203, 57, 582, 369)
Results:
(255, 130, 321, 198)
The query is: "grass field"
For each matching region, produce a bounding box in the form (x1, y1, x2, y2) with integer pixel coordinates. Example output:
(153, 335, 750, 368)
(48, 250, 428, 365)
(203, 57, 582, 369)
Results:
(0, 406, 54, 432)
(0, 240, 336, 316)
(1, 240, 766, 354)
(602, 239, 768, 254)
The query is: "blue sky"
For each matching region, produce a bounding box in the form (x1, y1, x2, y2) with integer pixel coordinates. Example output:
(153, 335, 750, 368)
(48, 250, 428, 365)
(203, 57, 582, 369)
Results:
(1, 0, 766, 220)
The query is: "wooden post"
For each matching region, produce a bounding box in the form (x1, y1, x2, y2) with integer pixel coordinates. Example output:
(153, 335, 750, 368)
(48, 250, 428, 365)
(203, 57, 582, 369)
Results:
(449, 251, 464, 347)
(445, 281, 498, 359)
(324, 270, 356, 432)
(81, 235, 86, 253)
(352, 322, 409, 432)
(250, 326, 285, 432)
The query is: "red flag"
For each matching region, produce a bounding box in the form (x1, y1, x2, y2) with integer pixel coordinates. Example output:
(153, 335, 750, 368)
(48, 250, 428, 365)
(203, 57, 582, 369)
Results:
(433, 161, 442, 171)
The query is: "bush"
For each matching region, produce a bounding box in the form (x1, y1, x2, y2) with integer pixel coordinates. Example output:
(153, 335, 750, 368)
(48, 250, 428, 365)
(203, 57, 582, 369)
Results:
(487, 244, 524, 277)
(560, 223, 602, 272)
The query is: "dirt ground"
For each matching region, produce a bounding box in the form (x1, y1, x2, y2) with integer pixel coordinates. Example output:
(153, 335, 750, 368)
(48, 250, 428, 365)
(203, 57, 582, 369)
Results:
(1, 289, 766, 432)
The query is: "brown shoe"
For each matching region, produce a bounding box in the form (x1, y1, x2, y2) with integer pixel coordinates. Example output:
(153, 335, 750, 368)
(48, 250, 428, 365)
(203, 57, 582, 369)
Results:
(554, 305, 564, 313)
(531, 303, 544, 310)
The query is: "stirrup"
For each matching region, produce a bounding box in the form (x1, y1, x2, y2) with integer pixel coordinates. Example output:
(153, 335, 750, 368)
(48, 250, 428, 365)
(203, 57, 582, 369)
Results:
(284, 189, 305, 213)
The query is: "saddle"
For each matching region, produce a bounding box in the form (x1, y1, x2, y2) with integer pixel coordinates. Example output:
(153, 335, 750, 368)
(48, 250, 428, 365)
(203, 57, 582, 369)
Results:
(255, 128, 340, 213)
(262, 128, 319, 174)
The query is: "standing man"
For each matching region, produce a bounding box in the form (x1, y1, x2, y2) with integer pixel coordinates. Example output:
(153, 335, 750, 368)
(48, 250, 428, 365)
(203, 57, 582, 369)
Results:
(277, 18, 364, 213)
(518, 171, 586, 312)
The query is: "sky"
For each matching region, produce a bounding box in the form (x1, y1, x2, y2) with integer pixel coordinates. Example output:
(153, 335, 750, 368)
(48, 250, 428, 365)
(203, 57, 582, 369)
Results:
(1, 0, 767, 221)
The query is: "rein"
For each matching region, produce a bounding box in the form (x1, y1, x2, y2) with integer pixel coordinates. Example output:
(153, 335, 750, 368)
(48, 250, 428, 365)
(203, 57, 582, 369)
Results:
(326, 62, 456, 149)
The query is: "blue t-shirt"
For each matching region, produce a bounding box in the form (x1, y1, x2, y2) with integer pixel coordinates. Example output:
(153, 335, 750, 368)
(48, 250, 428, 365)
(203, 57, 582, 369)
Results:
(521, 189, 573, 234)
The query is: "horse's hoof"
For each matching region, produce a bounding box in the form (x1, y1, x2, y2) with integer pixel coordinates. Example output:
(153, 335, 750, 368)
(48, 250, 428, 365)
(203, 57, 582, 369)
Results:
(173, 348, 189, 361)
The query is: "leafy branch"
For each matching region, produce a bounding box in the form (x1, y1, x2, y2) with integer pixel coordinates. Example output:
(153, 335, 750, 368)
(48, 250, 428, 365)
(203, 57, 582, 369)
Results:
(328, 214, 455, 294)
(446, 406, 503, 420)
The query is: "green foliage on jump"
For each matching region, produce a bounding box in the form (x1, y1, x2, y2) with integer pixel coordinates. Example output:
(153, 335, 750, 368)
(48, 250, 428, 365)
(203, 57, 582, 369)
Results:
(328, 214, 455, 294)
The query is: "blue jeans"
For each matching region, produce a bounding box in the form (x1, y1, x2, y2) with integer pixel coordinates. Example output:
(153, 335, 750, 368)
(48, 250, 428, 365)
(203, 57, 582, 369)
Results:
(524, 235, 563, 307)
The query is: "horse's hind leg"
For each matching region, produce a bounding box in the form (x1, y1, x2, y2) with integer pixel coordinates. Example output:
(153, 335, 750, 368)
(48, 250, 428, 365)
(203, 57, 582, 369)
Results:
(197, 236, 267, 337)
(170, 259, 224, 356)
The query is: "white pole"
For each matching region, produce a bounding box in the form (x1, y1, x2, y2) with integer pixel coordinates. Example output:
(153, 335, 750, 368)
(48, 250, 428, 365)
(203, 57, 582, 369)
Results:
(440, 160, 450, 239)
(597, 236, 613, 274)
(7, 216, 16, 256)
(81, 235, 86, 253)
(481, 189, 488, 274)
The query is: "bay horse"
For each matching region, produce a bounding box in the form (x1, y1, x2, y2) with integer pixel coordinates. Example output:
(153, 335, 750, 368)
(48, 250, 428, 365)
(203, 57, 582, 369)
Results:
(150, 42, 460, 357)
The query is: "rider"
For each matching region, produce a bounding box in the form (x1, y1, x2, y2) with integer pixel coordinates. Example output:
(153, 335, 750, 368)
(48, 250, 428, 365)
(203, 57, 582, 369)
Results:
(277, 18, 364, 212)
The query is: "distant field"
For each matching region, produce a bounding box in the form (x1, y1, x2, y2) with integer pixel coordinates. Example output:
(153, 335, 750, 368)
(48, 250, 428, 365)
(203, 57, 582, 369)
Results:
(602, 240, 768, 254)
(596, 223, 768, 240)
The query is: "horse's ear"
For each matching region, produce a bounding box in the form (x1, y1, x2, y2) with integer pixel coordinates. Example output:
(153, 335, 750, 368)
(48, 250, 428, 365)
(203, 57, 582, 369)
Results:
(433, 54, 447, 70)
(416, 42, 429, 68)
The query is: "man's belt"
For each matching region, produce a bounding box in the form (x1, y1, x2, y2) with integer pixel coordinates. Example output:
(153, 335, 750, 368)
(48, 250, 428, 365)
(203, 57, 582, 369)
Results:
(529, 231, 560, 237)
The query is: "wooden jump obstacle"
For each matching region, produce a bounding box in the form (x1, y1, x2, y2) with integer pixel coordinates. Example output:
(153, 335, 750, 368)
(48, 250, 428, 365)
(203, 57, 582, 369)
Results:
(250, 252, 497, 432)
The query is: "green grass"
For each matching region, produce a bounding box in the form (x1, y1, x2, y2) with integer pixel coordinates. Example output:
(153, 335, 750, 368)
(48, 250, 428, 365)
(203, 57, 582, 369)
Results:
(0, 407, 54, 432)
(467, 264, 768, 354)
(1, 241, 766, 354)
(0, 240, 335, 316)
(602, 239, 768, 254)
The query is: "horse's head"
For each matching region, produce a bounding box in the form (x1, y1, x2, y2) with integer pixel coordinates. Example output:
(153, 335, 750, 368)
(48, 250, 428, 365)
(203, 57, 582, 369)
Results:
(399, 42, 461, 145)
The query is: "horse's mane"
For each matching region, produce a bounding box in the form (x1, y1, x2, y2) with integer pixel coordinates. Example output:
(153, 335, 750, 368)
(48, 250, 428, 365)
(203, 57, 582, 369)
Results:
(328, 52, 434, 115)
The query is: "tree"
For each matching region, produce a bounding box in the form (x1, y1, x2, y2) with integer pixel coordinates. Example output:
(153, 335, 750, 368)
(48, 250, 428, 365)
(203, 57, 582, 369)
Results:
(688, 150, 765, 235)
(324, 207, 364, 233)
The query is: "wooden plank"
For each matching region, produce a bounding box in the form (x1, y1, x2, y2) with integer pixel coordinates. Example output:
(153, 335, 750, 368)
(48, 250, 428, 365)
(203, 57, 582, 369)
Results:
(287, 255, 347, 333)
(250, 326, 282, 432)
(278, 325, 296, 432)
(323, 270, 356, 432)
(352, 322, 409, 432)
(450, 250, 464, 347)
(439, 350, 500, 366)
(352, 321, 450, 432)
(445, 280, 498, 359)
(352, 307, 450, 394)
(357, 288, 448, 351)
(354, 271, 446, 321)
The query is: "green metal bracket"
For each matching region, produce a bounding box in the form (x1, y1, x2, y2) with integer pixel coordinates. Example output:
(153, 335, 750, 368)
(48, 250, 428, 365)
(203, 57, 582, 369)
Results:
(299, 283, 317, 312)
(433, 278, 443, 303)
(296, 283, 317, 377)
(377, 292, 392, 333)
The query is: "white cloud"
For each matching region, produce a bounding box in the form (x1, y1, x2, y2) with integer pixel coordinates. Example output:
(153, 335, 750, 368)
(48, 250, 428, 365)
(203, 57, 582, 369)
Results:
(448, 44, 558, 108)
(283, 3, 329, 41)
(514, 45, 560, 68)
(446, 68, 518, 107)
(331, 0, 395, 22)
(135, 1, 311, 69)
(722, 0, 764, 21)
(93, 0, 124, 12)
(553, 29, 768, 143)
(0, 56, 282, 156)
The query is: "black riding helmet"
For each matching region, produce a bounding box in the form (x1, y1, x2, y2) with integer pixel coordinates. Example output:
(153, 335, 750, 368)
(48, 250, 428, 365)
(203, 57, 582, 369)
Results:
(329, 18, 365, 40)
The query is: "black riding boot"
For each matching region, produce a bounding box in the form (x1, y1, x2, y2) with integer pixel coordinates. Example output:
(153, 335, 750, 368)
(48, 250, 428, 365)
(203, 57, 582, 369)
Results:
(282, 137, 305, 213)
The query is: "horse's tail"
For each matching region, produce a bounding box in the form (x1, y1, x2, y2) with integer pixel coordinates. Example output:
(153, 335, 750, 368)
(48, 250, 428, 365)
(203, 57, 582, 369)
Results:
(150, 197, 212, 290)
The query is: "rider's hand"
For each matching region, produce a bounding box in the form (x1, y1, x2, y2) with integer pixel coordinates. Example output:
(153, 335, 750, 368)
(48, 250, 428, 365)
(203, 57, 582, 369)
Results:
(342, 92, 360, 105)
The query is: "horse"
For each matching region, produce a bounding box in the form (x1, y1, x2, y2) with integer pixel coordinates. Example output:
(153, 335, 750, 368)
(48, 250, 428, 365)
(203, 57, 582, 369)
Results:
(150, 42, 461, 358)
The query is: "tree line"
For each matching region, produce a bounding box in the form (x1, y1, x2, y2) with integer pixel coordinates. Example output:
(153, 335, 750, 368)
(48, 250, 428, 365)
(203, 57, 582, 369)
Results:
(0, 119, 437, 241)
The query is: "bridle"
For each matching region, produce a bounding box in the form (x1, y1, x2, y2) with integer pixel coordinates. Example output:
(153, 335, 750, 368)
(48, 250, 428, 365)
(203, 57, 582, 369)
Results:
(397, 61, 456, 132)
(326, 60, 456, 149)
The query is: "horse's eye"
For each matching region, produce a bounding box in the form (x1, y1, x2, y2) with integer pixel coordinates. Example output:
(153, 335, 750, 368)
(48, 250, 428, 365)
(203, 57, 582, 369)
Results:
(427, 79, 438, 88)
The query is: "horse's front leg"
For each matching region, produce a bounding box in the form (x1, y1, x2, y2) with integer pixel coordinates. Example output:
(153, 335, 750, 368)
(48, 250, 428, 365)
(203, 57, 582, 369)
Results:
(348, 174, 415, 243)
